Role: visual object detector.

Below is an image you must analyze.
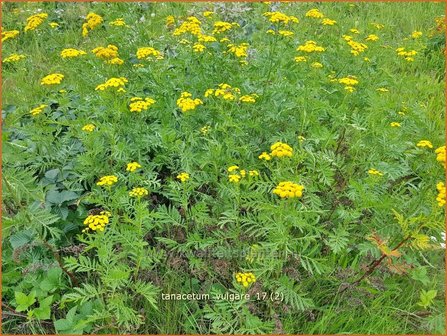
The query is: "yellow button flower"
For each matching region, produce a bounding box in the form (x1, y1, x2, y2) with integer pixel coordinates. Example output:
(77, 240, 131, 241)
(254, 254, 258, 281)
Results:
(126, 162, 142, 172)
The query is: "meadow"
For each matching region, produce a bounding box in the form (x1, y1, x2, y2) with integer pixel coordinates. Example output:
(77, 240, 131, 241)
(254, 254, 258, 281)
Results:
(1, 1, 446, 334)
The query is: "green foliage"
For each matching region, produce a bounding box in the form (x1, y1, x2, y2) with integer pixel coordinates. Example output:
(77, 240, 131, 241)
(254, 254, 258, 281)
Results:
(2, 1, 445, 334)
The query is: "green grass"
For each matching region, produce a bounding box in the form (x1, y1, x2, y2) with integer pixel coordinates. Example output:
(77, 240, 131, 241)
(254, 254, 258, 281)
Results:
(2, 1, 446, 334)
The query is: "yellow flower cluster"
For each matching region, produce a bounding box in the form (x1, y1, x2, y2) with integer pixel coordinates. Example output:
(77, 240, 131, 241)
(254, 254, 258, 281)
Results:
(82, 12, 103, 37)
(368, 168, 384, 176)
(24, 13, 48, 32)
(239, 94, 258, 103)
(30, 104, 47, 117)
(136, 47, 163, 60)
(365, 34, 379, 41)
(173, 16, 202, 36)
(227, 43, 249, 58)
(311, 62, 323, 68)
(126, 162, 142, 172)
(411, 31, 423, 39)
(258, 152, 272, 161)
(227, 166, 259, 183)
(417, 140, 433, 149)
(177, 92, 203, 112)
(110, 18, 127, 27)
(213, 21, 234, 34)
(200, 125, 211, 135)
(41, 73, 64, 85)
(83, 211, 111, 232)
(128, 97, 156, 112)
(129, 187, 149, 198)
(263, 11, 299, 24)
(435, 146, 446, 167)
(436, 182, 446, 207)
(296, 40, 325, 53)
(3, 54, 26, 63)
(336, 76, 359, 93)
(177, 172, 190, 182)
(92, 45, 119, 59)
(390, 122, 401, 127)
(273, 182, 304, 198)
(270, 142, 293, 158)
(322, 18, 336, 26)
(193, 43, 206, 53)
(49, 22, 59, 28)
(106, 57, 124, 65)
(344, 37, 368, 56)
(396, 47, 417, 62)
(305, 9, 324, 19)
(294, 56, 307, 63)
(2, 30, 19, 42)
(61, 48, 87, 58)
(203, 11, 214, 17)
(235, 272, 256, 287)
(205, 83, 241, 101)
(97, 175, 118, 186)
(95, 77, 128, 91)
(82, 124, 95, 132)
(166, 15, 175, 26)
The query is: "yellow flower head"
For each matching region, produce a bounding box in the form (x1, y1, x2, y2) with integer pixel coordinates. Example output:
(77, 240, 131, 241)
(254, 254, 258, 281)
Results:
(200, 125, 211, 135)
(305, 9, 324, 19)
(61, 48, 87, 58)
(97, 175, 118, 187)
(30, 104, 47, 117)
(436, 182, 446, 207)
(227, 43, 249, 58)
(166, 15, 175, 26)
(229, 174, 241, 183)
(82, 12, 103, 37)
(92, 44, 119, 59)
(82, 124, 95, 132)
(368, 168, 384, 176)
(390, 122, 401, 127)
(126, 162, 142, 172)
(263, 11, 299, 24)
(435, 146, 446, 167)
(416, 140, 433, 149)
(239, 94, 258, 103)
(173, 16, 202, 36)
(365, 34, 379, 41)
(193, 43, 206, 53)
(270, 142, 293, 158)
(177, 172, 190, 183)
(322, 18, 336, 26)
(294, 56, 307, 63)
(235, 272, 256, 287)
(296, 40, 325, 53)
(41, 73, 64, 85)
(411, 31, 423, 39)
(273, 182, 304, 198)
(129, 97, 156, 112)
(25, 13, 48, 32)
(3, 54, 26, 63)
(2, 30, 19, 42)
(129, 187, 149, 198)
(110, 18, 127, 27)
(338, 76, 359, 86)
(83, 211, 111, 232)
(227, 165, 239, 172)
(136, 47, 163, 60)
(176, 92, 203, 112)
(95, 77, 128, 91)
